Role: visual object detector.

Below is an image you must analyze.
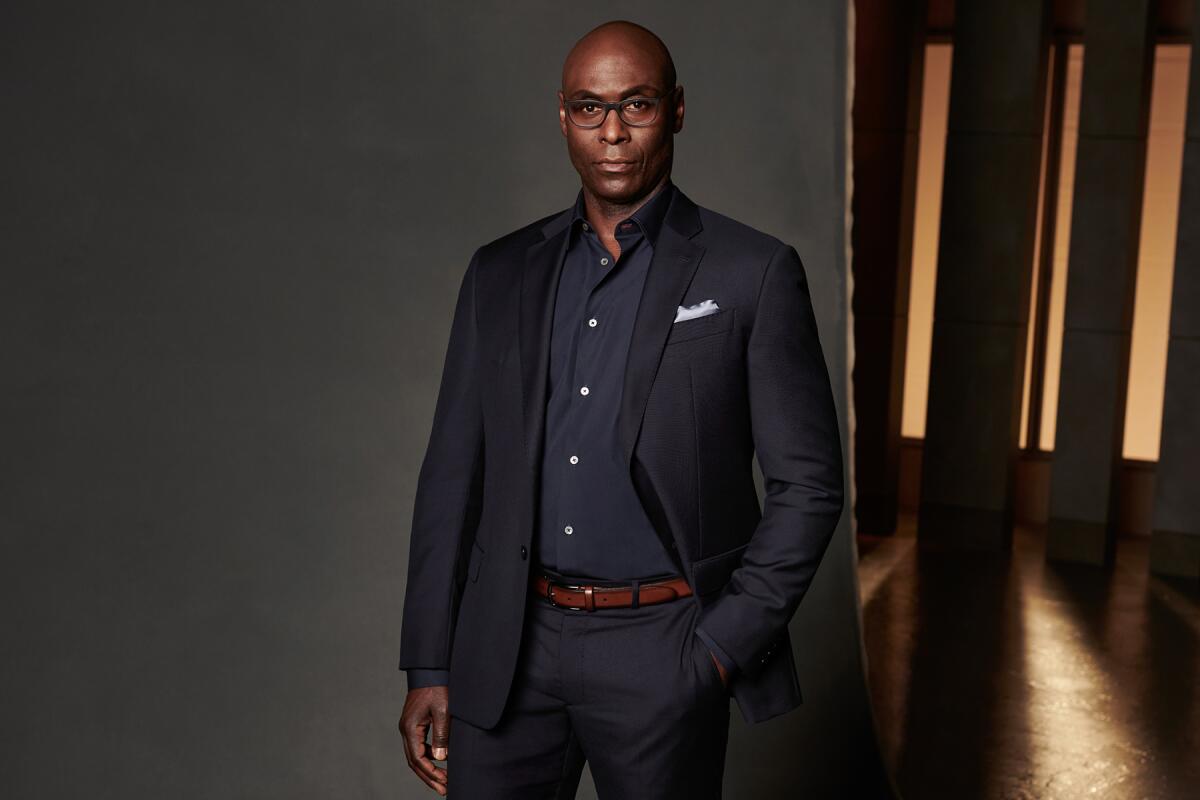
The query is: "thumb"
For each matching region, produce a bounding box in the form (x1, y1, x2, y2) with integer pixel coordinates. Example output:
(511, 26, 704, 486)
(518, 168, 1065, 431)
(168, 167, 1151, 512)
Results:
(430, 706, 451, 762)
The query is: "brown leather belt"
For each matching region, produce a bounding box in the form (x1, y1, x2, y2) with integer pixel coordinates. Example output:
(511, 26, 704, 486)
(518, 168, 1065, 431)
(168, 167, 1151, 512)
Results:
(531, 572, 692, 611)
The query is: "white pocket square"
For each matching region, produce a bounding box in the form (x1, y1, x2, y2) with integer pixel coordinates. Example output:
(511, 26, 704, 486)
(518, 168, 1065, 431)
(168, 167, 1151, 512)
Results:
(674, 299, 720, 323)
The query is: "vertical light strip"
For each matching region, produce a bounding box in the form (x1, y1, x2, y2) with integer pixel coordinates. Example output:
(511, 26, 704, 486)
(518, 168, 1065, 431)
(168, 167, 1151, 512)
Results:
(900, 43, 952, 440)
(1020, 44, 1058, 449)
(1124, 44, 1192, 461)
(1038, 44, 1085, 451)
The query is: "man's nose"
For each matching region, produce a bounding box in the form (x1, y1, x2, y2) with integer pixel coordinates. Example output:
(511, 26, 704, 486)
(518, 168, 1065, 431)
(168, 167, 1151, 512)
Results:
(599, 108, 630, 144)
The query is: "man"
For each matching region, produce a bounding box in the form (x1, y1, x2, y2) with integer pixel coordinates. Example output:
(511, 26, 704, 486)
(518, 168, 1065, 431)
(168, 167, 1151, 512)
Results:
(398, 19, 843, 799)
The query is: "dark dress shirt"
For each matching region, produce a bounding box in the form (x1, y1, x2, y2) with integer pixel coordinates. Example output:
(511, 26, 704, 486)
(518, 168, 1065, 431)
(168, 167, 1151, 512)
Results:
(534, 179, 680, 580)
(406, 179, 734, 690)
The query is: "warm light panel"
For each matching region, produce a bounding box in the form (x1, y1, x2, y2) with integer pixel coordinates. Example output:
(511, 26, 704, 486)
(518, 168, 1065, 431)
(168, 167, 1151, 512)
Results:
(901, 43, 952, 440)
(1125, 45, 1191, 461)
(1020, 44, 1058, 449)
(1038, 44, 1085, 452)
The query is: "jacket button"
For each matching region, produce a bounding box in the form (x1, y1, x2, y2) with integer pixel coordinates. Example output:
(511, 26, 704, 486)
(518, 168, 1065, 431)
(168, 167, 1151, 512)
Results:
(519, 545, 528, 560)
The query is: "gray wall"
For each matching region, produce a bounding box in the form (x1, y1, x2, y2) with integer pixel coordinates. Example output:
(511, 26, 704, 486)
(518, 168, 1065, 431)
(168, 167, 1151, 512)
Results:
(1, 1, 890, 796)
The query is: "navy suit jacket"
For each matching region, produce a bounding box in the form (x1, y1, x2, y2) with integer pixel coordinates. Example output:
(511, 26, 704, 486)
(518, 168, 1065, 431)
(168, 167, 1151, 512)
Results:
(398, 182, 844, 729)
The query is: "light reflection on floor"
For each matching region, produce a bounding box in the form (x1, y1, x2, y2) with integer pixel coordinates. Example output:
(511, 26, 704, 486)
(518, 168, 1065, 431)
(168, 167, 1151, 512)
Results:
(858, 516, 1200, 799)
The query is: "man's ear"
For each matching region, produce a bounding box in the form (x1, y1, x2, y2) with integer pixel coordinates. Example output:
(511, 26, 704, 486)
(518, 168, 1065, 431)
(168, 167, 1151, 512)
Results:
(672, 85, 685, 133)
(557, 90, 569, 137)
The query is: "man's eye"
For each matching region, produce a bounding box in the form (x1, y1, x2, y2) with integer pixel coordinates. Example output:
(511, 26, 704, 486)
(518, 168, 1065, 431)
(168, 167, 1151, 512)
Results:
(626, 100, 646, 110)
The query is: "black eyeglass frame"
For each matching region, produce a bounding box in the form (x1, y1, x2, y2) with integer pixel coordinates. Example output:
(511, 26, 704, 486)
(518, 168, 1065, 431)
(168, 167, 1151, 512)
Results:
(561, 88, 679, 129)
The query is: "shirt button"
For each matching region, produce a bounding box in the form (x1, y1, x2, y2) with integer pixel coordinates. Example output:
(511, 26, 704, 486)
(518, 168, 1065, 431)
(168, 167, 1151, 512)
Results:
(582, 222, 589, 231)
(600, 257, 609, 265)
(520, 545, 527, 560)
(588, 318, 597, 327)
(569, 455, 579, 464)
(579, 386, 589, 396)
(564, 525, 574, 535)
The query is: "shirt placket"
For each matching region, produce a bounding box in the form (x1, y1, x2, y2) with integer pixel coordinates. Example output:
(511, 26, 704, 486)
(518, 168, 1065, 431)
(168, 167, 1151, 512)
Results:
(557, 222, 643, 570)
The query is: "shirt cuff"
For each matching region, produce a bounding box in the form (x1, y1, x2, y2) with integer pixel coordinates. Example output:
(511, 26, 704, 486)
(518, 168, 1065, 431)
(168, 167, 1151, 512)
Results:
(693, 627, 737, 678)
(405, 668, 450, 690)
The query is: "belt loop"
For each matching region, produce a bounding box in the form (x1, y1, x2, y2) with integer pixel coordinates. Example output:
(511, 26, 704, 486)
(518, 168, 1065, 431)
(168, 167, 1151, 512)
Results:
(631, 579, 640, 609)
(584, 585, 595, 611)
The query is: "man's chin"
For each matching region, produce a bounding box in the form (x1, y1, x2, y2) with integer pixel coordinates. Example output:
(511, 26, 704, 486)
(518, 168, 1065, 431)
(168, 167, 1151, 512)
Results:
(587, 173, 651, 203)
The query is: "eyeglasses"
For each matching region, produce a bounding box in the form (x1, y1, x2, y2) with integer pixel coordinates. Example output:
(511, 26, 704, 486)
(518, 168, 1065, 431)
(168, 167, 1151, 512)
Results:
(563, 90, 675, 129)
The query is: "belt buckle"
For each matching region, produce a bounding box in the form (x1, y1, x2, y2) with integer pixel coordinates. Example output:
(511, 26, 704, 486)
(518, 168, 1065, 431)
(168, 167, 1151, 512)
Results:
(545, 579, 587, 611)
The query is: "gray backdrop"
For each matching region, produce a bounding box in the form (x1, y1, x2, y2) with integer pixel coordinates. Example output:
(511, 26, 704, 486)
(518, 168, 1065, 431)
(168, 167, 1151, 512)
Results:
(2, 1, 892, 796)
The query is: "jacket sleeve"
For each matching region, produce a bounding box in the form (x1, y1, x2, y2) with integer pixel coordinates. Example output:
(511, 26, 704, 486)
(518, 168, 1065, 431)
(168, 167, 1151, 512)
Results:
(694, 241, 844, 678)
(398, 248, 486, 681)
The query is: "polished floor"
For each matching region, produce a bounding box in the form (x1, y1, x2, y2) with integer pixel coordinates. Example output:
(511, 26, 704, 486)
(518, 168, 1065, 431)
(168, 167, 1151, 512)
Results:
(858, 516, 1200, 800)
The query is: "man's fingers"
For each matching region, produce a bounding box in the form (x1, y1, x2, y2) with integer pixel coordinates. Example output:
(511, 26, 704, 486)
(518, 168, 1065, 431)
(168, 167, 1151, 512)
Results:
(408, 750, 447, 796)
(407, 743, 448, 793)
(401, 713, 448, 792)
(412, 743, 451, 791)
(409, 743, 448, 795)
(406, 724, 447, 784)
(708, 651, 731, 690)
(430, 705, 451, 761)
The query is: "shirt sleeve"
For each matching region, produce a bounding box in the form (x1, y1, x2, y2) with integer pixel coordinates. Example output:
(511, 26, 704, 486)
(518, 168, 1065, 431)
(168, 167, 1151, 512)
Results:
(693, 627, 737, 677)
(406, 668, 450, 690)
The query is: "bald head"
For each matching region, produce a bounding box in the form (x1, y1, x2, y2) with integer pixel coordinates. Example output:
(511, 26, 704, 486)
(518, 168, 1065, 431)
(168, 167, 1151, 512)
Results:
(557, 20, 683, 211)
(561, 20, 676, 95)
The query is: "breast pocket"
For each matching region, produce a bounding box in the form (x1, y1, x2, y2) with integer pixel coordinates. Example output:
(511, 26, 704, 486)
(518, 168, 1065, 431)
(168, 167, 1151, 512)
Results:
(665, 307, 735, 347)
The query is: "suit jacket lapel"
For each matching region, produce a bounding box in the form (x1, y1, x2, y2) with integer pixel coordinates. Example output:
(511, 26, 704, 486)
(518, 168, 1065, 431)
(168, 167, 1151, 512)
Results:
(517, 186, 706, 478)
(618, 188, 705, 468)
(518, 209, 571, 475)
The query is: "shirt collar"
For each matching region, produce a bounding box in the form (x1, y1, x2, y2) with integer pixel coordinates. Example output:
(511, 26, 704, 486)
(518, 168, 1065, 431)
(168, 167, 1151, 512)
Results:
(568, 178, 676, 249)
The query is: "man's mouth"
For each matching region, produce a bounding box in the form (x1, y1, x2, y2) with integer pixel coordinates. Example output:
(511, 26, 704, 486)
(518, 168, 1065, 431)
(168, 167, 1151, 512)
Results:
(596, 160, 636, 173)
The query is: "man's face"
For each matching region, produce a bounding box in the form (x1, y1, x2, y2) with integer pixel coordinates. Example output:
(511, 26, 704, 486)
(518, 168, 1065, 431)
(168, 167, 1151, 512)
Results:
(558, 48, 684, 205)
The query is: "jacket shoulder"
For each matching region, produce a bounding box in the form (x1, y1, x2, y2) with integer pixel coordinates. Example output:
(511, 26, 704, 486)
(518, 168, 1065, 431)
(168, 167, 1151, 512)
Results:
(473, 208, 567, 265)
(695, 205, 788, 259)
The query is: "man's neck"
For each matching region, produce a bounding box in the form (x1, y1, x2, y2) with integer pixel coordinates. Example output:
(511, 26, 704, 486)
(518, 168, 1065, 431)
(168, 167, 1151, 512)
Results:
(581, 173, 671, 238)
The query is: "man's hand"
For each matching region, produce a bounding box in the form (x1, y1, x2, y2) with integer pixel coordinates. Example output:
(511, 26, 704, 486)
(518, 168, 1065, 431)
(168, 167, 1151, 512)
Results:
(708, 650, 730, 691)
(400, 686, 450, 796)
